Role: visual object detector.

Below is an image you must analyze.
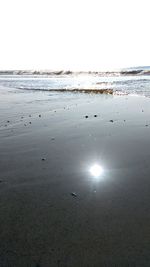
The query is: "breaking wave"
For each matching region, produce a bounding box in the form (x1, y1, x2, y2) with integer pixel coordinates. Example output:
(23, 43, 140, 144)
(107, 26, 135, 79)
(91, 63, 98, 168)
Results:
(0, 68, 150, 97)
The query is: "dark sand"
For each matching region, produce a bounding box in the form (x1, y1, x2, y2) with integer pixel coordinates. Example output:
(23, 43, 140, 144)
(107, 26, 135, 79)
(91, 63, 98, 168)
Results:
(0, 87, 150, 266)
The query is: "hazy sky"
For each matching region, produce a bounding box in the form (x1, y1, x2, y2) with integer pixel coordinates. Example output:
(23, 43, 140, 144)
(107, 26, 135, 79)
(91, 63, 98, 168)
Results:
(0, 0, 149, 70)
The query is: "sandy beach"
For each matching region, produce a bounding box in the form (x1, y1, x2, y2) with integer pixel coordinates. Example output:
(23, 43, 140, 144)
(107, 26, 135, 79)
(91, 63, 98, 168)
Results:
(1, 87, 150, 266)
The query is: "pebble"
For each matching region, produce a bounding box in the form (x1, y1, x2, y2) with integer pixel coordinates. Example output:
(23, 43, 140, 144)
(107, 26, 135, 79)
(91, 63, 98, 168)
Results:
(39, 115, 41, 117)
(7, 120, 10, 123)
(29, 122, 32, 124)
(41, 158, 46, 161)
(145, 124, 148, 127)
(71, 192, 77, 197)
(94, 115, 97, 117)
(109, 120, 114, 123)
(85, 115, 88, 118)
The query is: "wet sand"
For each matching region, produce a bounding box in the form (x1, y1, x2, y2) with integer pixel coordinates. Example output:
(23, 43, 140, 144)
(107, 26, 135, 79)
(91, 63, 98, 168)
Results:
(1, 87, 150, 266)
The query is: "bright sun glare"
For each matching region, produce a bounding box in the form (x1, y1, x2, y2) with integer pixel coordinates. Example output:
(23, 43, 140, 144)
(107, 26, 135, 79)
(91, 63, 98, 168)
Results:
(90, 164, 103, 178)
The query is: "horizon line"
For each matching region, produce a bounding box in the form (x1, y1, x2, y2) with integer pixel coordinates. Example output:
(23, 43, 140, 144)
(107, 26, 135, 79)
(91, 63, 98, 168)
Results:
(0, 65, 150, 72)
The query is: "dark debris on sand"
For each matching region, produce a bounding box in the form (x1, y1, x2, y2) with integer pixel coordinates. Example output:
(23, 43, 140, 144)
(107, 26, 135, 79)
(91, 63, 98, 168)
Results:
(70, 192, 77, 197)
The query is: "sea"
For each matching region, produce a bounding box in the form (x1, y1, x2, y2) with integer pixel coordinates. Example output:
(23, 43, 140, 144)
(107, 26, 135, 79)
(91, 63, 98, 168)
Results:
(0, 67, 150, 97)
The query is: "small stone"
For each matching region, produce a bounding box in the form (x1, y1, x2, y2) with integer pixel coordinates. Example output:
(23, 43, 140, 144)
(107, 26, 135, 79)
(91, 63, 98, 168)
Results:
(51, 138, 55, 141)
(142, 110, 144, 112)
(85, 115, 88, 118)
(94, 115, 97, 117)
(7, 120, 10, 123)
(41, 158, 46, 161)
(29, 115, 31, 117)
(109, 120, 114, 123)
(71, 192, 77, 197)
(24, 124, 27, 126)
(145, 124, 148, 127)
(124, 120, 126, 122)
(29, 122, 32, 124)
(39, 115, 41, 117)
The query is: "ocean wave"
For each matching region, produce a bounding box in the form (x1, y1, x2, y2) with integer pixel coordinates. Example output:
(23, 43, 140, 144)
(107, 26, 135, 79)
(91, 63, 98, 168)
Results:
(120, 70, 143, 75)
(120, 70, 150, 76)
(0, 73, 150, 97)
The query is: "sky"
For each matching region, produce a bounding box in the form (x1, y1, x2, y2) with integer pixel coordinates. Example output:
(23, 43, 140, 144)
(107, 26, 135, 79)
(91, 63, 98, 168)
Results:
(0, 0, 149, 71)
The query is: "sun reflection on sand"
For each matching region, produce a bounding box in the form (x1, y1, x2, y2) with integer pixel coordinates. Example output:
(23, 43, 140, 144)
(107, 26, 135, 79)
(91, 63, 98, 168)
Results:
(90, 164, 104, 178)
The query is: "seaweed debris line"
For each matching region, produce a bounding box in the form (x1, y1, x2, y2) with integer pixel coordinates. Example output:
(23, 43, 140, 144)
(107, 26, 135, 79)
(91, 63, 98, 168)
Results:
(22, 88, 114, 94)
(49, 88, 113, 94)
